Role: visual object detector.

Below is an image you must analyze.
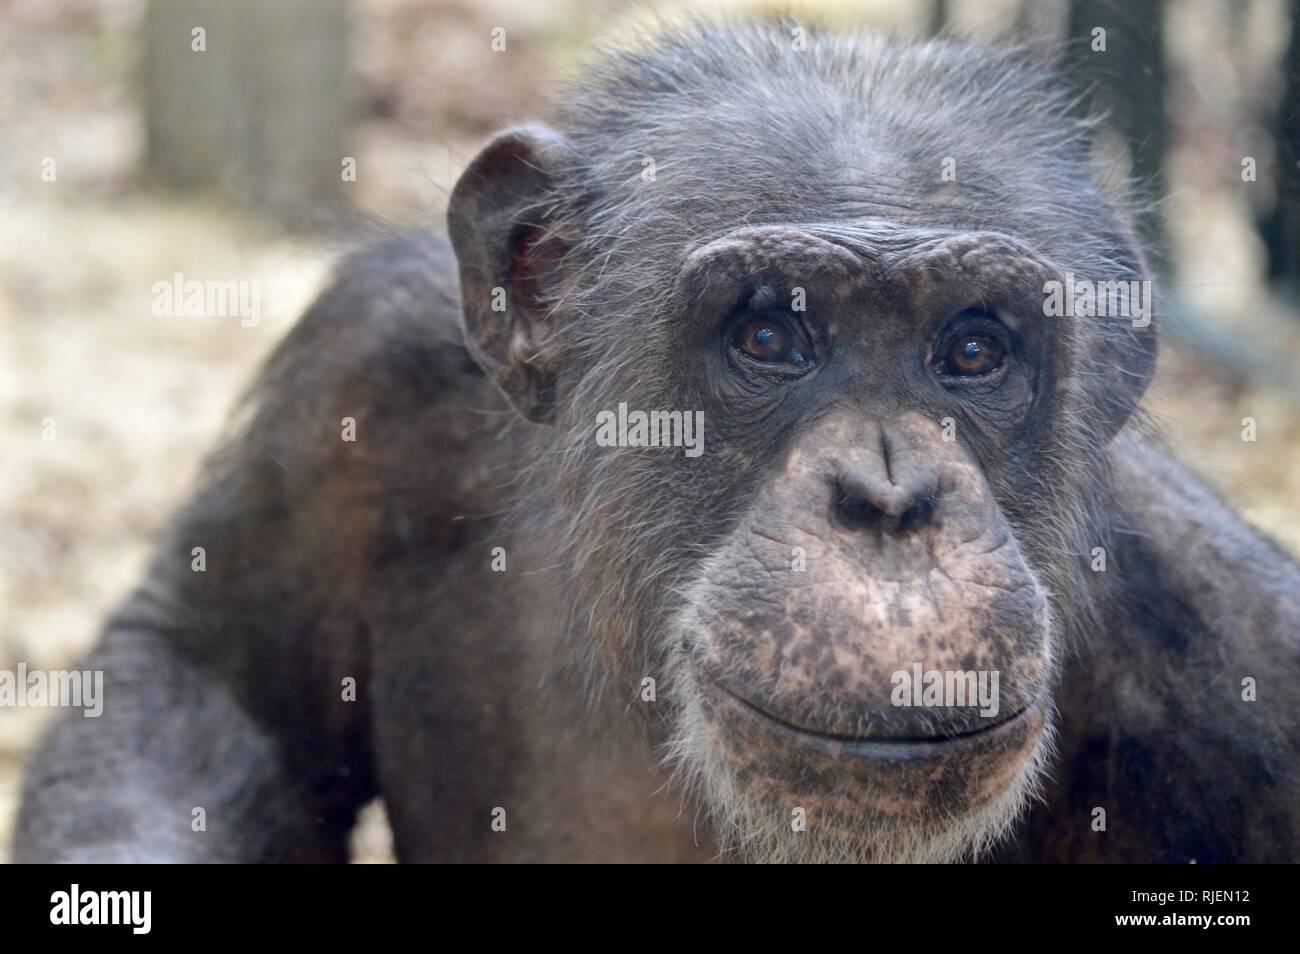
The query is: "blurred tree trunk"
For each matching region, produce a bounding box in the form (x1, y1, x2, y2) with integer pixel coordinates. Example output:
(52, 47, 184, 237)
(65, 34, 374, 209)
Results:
(143, 0, 349, 225)
(927, 0, 949, 36)
(1066, 0, 1169, 274)
(1013, 0, 1068, 42)
(1258, 0, 1300, 298)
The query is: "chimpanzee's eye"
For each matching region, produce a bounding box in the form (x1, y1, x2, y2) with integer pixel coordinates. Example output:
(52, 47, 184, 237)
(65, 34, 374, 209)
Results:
(939, 332, 1006, 376)
(731, 316, 813, 368)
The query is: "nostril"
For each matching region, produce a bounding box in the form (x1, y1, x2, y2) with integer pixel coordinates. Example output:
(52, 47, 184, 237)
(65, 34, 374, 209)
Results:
(833, 432, 941, 535)
(835, 490, 884, 531)
(834, 477, 938, 534)
(898, 493, 937, 532)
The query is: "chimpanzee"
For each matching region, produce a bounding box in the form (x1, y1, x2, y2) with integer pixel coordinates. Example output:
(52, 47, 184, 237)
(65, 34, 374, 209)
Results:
(15, 22, 1299, 862)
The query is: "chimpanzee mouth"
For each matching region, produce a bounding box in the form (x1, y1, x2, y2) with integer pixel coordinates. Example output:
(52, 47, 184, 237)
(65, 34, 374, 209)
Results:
(698, 671, 1042, 761)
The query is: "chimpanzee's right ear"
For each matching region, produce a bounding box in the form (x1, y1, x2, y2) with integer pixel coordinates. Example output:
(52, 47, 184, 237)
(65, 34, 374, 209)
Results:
(447, 124, 576, 425)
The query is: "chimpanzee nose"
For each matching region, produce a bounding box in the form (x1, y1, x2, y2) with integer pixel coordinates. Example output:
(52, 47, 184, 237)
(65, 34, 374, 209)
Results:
(833, 429, 940, 533)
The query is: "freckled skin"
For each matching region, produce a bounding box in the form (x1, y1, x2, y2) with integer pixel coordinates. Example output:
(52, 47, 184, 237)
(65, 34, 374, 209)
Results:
(14, 24, 1299, 863)
(691, 410, 1050, 741)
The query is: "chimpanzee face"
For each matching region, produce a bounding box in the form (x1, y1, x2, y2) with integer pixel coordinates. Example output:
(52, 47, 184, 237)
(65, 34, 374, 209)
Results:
(651, 223, 1066, 862)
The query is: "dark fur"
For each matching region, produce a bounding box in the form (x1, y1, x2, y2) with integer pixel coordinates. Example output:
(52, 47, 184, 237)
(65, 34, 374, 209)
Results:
(14, 23, 1298, 862)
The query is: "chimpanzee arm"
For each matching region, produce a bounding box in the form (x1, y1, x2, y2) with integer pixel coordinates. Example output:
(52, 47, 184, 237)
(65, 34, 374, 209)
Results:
(14, 233, 496, 862)
(14, 626, 356, 862)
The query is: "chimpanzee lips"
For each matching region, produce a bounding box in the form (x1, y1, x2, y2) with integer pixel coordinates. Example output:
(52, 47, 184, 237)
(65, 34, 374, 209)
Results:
(700, 670, 1041, 758)
(691, 664, 1049, 826)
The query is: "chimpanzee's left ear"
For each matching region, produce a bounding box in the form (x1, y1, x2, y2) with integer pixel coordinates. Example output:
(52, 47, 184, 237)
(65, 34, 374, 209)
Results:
(447, 124, 576, 425)
(1081, 227, 1159, 445)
